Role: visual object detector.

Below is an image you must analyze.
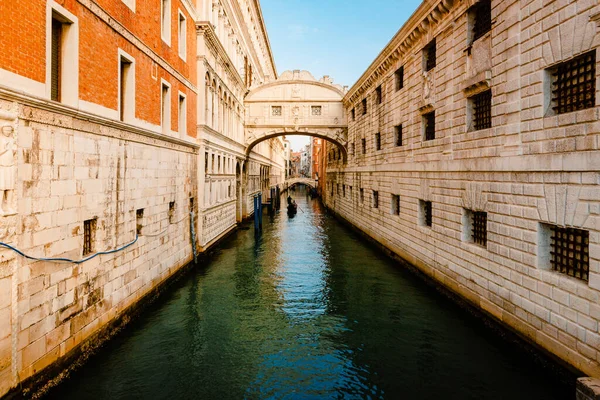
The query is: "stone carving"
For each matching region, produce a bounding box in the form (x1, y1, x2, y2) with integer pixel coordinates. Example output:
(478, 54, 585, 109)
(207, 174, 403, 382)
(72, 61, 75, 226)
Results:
(423, 71, 433, 102)
(0, 124, 15, 215)
(292, 106, 300, 117)
(291, 84, 301, 98)
(462, 182, 487, 212)
(537, 184, 589, 228)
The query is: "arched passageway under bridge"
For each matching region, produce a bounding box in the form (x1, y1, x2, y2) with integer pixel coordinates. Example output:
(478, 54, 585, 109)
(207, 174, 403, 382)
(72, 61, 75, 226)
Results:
(244, 70, 349, 161)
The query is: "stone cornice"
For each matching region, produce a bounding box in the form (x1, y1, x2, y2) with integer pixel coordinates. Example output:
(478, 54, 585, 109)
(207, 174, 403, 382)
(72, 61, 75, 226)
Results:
(197, 21, 245, 96)
(0, 86, 199, 153)
(199, 124, 246, 150)
(76, 0, 198, 93)
(245, 80, 346, 100)
(253, 0, 277, 78)
(344, 0, 458, 106)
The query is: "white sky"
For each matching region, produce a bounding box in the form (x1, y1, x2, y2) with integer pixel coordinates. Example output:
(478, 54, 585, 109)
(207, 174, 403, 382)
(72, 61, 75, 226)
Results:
(287, 135, 311, 152)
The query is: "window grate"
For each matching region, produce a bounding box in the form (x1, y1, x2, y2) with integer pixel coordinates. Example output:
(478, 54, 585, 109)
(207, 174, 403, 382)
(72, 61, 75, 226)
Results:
(376, 86, 382, 104)
(362, 98, 367, 115)
(373, 191, 379, 208)
(424, 112, 435, 141)
(351, 108, 355, 121)
(395, 66, 404, 91)
(362, 138, 366, 154)
(422, 200, 432, 227)
(360, 188, 364, 203)
(552, 51, 596, 114)
(395, 125, 403, 146)
(550, 226, 589, 281)
(472, 211, 487, 246)
(425, 39, 436, 71)
(83, 218, 96, 256)
(473, 90, 492, 130)
(272, 106, 282, 116)
(311, 106, 322, 116)
(375, 133, 381, 150)
(391, 194, 400, 215)
(472, 0, 492, 42)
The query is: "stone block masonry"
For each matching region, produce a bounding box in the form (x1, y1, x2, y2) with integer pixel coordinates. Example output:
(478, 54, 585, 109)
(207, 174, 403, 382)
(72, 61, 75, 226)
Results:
(326, 0, 600, 379)
(0, 94, 198, 396)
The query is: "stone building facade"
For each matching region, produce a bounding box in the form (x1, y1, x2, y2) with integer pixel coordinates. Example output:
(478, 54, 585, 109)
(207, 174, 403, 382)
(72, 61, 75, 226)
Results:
(0, 0, 283, 397)
(325, 0, 600, 377)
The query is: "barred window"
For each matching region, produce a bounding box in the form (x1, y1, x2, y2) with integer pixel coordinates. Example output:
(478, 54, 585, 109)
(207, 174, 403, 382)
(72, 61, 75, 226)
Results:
(550, 226, 589, 281)
(550, 51, 596, 114)
(343, 185, 346, 197)
(395, 66, 404, 91)
(472, 211, 487, 247)
(420, 200, 432, 227)
(362, 138, 366, 154)
(136, 208, 144, 235)
(271, 106, 282, 116)
(423, 112, 435, 141)
(424, 39, 436, 72)
(360, 188, 364, 203)
(471, 0, 491, 43)
(375, 133, 381, 150)
(337, 184, 340, 195)
(83, 218, 97, 256)
(362, 98, 367, 115)
(391, 194, 400, 215)
(376, 86, 382, 105)
(168, 201, 175, 223)
(311, 105, 322, 116)
(395, 125, 403, 146)
(351, 108, 355, 121)
(472, 90, 492, 130)
(373, 191, 379, 208)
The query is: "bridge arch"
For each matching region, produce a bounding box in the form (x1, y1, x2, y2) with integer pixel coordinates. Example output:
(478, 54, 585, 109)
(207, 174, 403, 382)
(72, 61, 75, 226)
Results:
(285, 177, 317, 190)
(244, 70, 348, 160)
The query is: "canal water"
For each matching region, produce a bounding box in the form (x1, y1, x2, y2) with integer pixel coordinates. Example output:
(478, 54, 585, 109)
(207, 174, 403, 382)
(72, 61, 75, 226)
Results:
(48, 187, 574, 399)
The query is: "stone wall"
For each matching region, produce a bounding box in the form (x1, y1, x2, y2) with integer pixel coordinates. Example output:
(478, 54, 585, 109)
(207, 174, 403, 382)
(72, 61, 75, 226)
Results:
(0, 94, 197, 395)
(326, 0, 600, 377)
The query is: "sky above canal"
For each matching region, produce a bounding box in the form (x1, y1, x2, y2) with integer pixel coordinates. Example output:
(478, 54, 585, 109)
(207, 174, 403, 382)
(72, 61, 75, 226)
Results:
(260, 0, 423, 151)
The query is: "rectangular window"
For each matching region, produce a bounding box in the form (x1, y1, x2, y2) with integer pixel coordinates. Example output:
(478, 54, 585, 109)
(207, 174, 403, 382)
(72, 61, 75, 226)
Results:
(373, 191, 379, 208)
(472, 90, 492, 130)
(463, 210, 488, 247)
(161, 82, 171, 134)
(420, 200, 432, 227)
(550, 50, 596, 114)
(545, 225, 589, 281)
(376, 86, 382, 105)
(178, 11, 186, 60)
(423, 111, 435, 141)
(119, 54, 134, 122)
(362, 98, 367, 115)
(351, 108, 355, 121)
(350, 142, 354, 155)
(161, 0, 171, 45)
(424, 38, 436, 72)
(394, 125, 403, 147)
(360, 188, 364, 203)
(395, 66, 404, 91)
(349, 186, 353, 198)
(136, 209, 144, 235)
(168, 201, 175, 223)
(272, 105, 282, 116)
(51, 17, 63, 102)
(361, 138, 366, 154)
(337, 184, 340, 195)
(311, 105, 322, 115)
(471, 0, 491, 43)
(391, 194, 400, 215)
(178, 93, 186, 135)
(205, 152, 208, 173)
(83, 218, 97, 256)
(375, 132, 381, 151)
(343, 185, 346, 197)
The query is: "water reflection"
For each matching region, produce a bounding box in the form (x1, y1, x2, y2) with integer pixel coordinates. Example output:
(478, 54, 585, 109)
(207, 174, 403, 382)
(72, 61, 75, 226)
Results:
(48, 187, 574, 400)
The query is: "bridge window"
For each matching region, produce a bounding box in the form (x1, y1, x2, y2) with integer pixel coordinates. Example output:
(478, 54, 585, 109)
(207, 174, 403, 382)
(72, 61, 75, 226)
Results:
(423, 38, 436, 72)
(548, 50, 596, 115)
(375, 133, 381, 151)
(395, 125, 403, 146)
(423, 111, 435, 141)
(470, 0, 491, 43)
(362, 98, 367, 115)
(311, 106, 322, 116)
(373, 191, 379, 208)
(395, 66, 404, 91)
(419, 200, 432, 227)
(539, 224, 589, 281)
(391, 195, 400, 215)
(376, 85, 382, 105)
(361, 138, 366, 154)
(271, 106, 282, 116)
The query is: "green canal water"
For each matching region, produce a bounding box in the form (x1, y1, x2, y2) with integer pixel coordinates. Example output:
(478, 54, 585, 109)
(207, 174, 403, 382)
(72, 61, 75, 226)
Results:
(48, 188, 575, 399)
